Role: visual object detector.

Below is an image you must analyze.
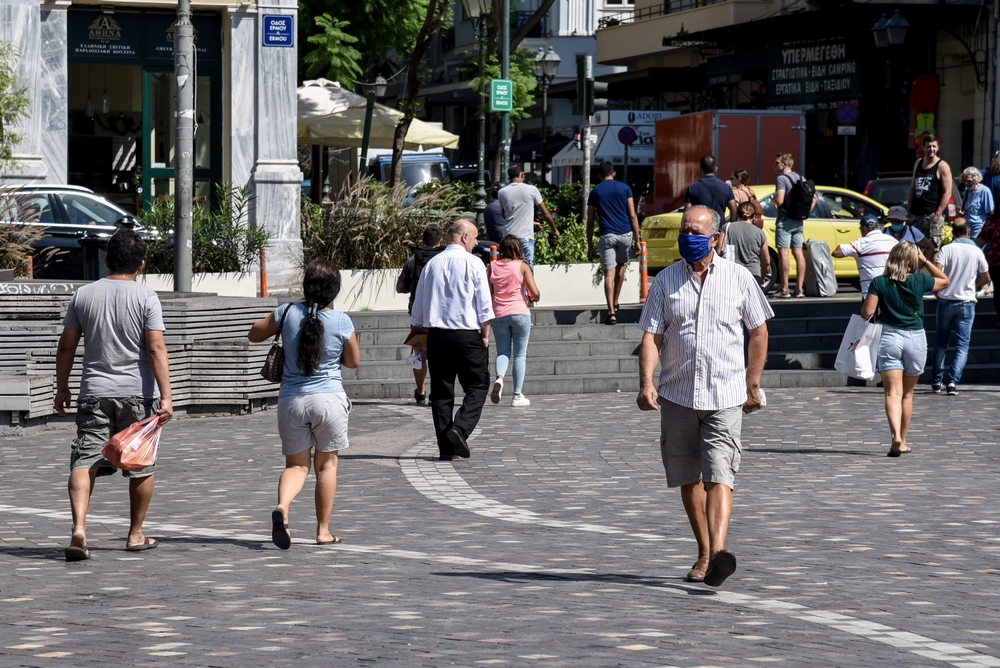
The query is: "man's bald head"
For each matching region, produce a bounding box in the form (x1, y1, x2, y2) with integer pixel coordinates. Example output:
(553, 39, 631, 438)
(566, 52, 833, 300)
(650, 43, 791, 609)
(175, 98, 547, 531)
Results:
(448, 218, 479, 252)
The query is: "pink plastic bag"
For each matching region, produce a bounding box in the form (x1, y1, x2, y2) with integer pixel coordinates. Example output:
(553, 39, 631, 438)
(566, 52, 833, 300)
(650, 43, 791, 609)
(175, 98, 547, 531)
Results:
(101, 416, 162, 471)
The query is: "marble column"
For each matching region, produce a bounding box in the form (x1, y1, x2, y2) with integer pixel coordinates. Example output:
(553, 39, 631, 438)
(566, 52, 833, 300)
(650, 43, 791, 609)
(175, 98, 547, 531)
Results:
(0, 0, 47, 183)
(39, 1, 70, 185)
(226, 7, 256, 193)
(251, 1, 302, 293)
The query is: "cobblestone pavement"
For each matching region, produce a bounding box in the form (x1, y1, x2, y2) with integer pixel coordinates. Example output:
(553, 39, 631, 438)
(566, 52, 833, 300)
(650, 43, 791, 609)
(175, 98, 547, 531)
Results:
(2, 386, 999, 667)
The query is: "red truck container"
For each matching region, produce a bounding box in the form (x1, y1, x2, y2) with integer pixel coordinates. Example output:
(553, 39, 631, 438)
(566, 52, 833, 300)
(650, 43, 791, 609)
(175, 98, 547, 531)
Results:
(653, 110, 806, 215)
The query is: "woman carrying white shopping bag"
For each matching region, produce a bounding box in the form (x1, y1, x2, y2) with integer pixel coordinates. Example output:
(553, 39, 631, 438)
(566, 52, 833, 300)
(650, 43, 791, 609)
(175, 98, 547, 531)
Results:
(860, 242, 949, 457)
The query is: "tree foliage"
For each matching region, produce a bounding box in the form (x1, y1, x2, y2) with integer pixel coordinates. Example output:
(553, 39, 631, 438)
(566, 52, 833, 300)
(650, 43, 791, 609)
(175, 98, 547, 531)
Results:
(303, 15, 364, 89)
(0, 41, 30, 175)
(466, 47, 537, 124)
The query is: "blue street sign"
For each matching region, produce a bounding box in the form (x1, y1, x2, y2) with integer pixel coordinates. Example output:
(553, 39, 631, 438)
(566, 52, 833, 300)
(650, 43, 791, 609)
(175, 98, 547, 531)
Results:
(836, 102, 858, 125)
(617, 126, 638, 146)
(262, 15, 294, 48)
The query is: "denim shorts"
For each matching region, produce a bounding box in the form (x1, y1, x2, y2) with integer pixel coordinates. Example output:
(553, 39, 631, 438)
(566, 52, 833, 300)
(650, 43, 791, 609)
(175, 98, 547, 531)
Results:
(876, 324, 928, 376)
(775, 218, 804, 248)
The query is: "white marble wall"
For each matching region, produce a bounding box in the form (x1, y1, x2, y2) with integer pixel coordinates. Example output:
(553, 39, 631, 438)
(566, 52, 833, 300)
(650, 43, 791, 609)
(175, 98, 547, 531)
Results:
(251, 0, 302, 292)
(227, 8, 256, 191)
(39, 2, 69, 184)
(0, 0, 47, 183)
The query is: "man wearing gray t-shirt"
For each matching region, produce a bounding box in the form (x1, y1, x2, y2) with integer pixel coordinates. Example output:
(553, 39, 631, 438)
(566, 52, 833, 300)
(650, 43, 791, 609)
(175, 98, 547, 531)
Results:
(498, 164, 560, 269)
(55, 229, 173, 561)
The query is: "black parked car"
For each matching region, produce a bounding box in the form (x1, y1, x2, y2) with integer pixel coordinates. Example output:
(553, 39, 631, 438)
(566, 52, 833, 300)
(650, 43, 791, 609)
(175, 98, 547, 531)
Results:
(3, 185, 139, 280)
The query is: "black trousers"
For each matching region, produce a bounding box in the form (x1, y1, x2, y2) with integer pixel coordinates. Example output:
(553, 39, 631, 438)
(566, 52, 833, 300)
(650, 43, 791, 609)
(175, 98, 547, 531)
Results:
(427, 327, 490, 457)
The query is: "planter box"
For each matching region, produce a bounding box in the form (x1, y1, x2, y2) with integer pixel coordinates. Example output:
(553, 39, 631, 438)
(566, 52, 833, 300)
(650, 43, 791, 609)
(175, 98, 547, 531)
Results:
(139, 272, 258, 298)
(336, 263, 642, 312)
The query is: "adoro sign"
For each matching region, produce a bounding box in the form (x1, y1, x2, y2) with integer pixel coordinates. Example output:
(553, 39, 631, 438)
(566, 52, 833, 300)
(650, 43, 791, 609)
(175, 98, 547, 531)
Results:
(262, 15, 294, 47)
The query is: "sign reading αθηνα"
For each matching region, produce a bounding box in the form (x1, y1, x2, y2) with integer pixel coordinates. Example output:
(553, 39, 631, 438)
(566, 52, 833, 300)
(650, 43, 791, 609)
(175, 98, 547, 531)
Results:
(68, 9, 142, 59)
(767, 39, 859, 113)
(490, 79, 513, 113)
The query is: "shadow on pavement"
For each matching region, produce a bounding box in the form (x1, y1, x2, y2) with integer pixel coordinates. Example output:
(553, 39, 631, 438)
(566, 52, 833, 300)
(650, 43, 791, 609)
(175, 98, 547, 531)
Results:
(433, 570, 720, 595)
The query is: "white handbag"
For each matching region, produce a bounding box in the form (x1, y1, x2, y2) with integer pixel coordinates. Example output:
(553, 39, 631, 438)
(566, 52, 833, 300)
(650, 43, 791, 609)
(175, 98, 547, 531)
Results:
(834, 314, 882, 380)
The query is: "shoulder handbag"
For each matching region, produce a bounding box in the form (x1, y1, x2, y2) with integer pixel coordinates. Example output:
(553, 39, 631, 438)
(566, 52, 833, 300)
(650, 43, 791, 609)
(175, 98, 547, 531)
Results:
(260, 304, 291, 383)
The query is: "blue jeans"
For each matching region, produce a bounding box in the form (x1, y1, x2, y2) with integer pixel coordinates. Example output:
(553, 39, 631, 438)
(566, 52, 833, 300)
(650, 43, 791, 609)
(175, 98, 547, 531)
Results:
(493, 314, 532, 395)
(932, 299, 976, 386)
(517, 237, 535, 271)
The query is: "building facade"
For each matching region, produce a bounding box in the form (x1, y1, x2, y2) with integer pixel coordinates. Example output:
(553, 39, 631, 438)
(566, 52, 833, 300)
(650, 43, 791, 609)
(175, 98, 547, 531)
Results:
(593, 0, 998, 191)
(1, 0, 302, 290)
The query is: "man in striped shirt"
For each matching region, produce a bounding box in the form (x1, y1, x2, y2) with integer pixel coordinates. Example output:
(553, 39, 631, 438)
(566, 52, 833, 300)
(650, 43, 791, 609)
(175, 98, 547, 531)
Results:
(637, 205, 773, 588)
(832, 213, 897, 298)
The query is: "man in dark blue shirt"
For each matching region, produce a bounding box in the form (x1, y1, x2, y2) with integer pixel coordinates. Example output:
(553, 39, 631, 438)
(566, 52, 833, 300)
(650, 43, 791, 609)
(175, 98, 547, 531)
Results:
(587, 161, 641, 324)
(483, 183, 505, 244)
(685, 155, 737, 222)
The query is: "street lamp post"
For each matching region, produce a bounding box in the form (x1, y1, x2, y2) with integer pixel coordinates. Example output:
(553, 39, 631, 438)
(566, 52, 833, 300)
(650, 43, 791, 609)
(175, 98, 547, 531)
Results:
(358, 75, 388, 178)
(871, 10, 909, 164)
(461, 0, 493, 232)
(500, 0, 510, 178)
(533, 46, 561, 184)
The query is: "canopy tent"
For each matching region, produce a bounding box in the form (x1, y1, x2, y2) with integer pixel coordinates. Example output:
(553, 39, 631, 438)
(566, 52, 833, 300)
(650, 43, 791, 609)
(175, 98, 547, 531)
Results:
(297, 79, 459, 150)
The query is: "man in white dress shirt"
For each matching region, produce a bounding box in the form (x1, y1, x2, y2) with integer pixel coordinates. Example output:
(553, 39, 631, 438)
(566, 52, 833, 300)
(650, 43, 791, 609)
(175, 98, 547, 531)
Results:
(410, 219, 495, 460)
(637, 206, 773, 588)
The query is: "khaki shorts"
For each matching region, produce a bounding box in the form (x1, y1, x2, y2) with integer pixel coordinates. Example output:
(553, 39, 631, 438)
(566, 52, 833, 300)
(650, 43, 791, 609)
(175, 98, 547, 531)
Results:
(72, 396, 160, 479)
(277, 392, 351, 456)
(658, 398, 742, 488)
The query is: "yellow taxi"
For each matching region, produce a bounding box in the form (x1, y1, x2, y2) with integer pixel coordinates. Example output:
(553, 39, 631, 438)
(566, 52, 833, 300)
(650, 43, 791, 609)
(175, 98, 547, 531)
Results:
(641, 185, 894, 293)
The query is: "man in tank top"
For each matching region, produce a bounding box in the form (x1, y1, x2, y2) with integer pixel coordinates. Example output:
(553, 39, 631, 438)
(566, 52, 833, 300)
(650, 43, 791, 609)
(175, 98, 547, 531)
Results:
(906, 134, 953, 257)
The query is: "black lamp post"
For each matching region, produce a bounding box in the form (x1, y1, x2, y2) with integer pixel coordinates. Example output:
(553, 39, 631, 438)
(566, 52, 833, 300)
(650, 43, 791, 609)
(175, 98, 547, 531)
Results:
(358, 75, 388, 178)
(533, 46, 561, 184)
(461, 0, 492, 232)
(872, 10, 909, 163)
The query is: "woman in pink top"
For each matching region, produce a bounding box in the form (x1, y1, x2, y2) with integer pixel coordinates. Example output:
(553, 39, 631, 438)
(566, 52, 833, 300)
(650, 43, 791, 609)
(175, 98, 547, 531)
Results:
(489, 236, 541, 407)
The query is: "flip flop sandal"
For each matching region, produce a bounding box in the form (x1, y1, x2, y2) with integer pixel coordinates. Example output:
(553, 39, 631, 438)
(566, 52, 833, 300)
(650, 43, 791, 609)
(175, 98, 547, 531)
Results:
(271, 509, 291, 550)
(64, 545, 91, 561)
(316, 536, 342, 545)
(125, 537, 158, 552)
(605, 314, 617, 325)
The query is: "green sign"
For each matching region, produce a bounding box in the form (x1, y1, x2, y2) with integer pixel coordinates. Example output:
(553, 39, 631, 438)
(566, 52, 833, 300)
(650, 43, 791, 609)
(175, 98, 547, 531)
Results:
(490, 79, 513, 113)
(766, 40, 859, 112)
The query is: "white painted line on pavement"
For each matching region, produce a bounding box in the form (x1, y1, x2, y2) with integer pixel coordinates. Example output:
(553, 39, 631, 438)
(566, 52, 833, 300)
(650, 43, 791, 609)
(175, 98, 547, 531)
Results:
(1, 502, 997, 667)
(399, 440, 690, 541)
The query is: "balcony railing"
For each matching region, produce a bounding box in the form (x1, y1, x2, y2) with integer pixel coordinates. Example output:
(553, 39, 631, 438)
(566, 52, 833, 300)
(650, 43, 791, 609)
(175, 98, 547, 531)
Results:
(511, 10, 547, 38)
(597, 0, 726, 30)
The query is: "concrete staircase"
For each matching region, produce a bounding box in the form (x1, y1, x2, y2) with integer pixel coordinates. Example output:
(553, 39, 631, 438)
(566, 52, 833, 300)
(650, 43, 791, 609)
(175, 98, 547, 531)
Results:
(342, 297, 1000, 399)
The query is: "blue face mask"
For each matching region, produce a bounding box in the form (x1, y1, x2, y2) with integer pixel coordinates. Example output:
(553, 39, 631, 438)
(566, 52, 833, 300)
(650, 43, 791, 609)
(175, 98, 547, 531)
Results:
(677, 233, 713, 263)
(890, 223, 905, 232)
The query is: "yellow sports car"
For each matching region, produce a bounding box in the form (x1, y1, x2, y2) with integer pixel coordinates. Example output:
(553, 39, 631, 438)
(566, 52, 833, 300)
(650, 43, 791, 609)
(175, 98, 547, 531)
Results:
(641, 185, 894, 293)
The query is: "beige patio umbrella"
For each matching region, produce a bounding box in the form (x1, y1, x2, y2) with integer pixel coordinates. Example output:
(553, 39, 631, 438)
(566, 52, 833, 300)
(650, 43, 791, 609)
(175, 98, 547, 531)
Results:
(297, 79, 459, 150)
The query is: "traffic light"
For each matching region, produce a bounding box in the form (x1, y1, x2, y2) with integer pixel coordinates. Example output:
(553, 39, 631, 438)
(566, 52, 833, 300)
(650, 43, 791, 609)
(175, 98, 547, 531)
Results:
(585, 78, 609, 116)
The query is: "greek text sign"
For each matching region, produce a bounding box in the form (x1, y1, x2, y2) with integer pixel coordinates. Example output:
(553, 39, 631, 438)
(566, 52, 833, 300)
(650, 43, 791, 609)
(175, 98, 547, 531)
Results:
(767, 40, 859, 112)
(490, 79, 513, 113)
(69, 10, 141, 59)
(262, 15, 294, 47)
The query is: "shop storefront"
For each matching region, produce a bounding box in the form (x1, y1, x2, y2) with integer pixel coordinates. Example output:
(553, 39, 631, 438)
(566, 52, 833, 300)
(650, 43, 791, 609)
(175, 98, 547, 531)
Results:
(67, 7, 223, 212)
(2, 0, 303, 290)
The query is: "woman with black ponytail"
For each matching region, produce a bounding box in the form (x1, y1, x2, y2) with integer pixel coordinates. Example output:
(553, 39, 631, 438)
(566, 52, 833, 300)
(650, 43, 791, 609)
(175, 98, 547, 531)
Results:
(249, 259, 360, 548)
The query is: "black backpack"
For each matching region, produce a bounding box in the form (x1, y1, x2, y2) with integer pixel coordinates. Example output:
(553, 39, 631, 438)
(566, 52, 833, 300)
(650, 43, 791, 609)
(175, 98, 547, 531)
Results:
(406, 244, 445, 311)
(783, 174, 815, 220)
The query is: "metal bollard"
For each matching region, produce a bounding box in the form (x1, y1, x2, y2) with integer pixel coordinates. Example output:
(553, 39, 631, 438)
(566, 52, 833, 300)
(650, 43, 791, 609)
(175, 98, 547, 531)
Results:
(639, 241, 648, 303)
(25, 254, 33, 280)
(490, 244, 498, 262)
(259, 247, 268, 298)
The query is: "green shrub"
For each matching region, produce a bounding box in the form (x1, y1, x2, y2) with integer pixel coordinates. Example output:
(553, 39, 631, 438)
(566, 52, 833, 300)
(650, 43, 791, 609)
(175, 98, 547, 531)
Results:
(140, 183, 269, 274)
(0, 187, 50, 277)
(302, 178, 459, 270)
(534, 182, 591, 266)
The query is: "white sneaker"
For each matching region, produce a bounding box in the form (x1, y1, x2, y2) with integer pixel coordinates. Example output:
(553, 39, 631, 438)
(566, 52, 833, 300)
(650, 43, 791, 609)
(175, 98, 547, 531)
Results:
(511, 394, 530, 407)
(490, 376, 504, 404)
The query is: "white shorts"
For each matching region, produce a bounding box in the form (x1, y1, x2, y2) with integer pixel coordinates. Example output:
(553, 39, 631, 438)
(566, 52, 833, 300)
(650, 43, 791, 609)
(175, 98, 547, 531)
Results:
(277, 392, 351, 456)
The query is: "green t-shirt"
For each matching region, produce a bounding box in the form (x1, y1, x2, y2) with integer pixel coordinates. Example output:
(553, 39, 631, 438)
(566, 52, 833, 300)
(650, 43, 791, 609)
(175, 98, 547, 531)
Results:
(868, 273, 935, 330)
